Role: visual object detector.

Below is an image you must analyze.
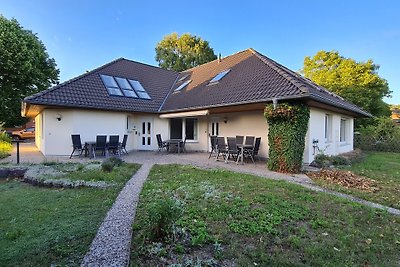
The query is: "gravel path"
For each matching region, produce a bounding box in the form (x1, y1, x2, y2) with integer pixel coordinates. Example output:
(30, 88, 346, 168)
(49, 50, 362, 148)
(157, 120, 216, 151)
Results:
(81, 162, 152, 267)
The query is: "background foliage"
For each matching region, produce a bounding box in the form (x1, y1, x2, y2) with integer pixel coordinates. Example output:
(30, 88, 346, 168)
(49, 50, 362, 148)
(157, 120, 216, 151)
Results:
(300, 50, 391, 127)
(155, 32, 217, 72)
(0, 122, 12, 158)
(264, 102, 310, 173)
(355, 117, 400, 152)
(0, 15, 59, 127)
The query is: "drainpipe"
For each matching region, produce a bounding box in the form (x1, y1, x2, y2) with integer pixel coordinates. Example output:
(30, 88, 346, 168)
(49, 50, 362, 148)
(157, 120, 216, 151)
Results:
(272, 98, 278, 109)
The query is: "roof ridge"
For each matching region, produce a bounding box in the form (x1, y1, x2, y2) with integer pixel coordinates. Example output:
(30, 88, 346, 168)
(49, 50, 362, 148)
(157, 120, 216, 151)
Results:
(158, 74, 180, 112)
(121, 58, 178, 74)
(24, 58, 126, 101)
(180, 49, 251, 73)
(249, 49, 310, 94)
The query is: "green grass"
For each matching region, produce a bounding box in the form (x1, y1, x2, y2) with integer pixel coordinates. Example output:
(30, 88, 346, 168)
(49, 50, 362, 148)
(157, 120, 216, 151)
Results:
(0, 162, 140, 266)
(131, 164, 400, 266)
(314, 152, 400, 209)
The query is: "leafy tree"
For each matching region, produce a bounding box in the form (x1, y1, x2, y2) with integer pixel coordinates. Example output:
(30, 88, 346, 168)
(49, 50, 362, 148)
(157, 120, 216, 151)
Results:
(0, 15, 59, 127)
(155, 33, 217, 72)
(300, 50, 391, 122)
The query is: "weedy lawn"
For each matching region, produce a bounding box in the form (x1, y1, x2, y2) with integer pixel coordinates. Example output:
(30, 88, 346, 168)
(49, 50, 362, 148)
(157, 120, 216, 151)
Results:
(131, 164, 400, 266)
(0, 161, 140, 266)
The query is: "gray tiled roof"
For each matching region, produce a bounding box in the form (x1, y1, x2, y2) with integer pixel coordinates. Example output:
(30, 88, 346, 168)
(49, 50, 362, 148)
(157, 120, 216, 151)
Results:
(160, 49, 371, 117)
(24, 49, 371, 117)
(24, 58, 178, 113)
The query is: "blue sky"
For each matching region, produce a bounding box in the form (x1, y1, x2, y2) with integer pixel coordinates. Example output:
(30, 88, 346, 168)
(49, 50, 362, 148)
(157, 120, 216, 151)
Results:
(2, 0, 399, 104)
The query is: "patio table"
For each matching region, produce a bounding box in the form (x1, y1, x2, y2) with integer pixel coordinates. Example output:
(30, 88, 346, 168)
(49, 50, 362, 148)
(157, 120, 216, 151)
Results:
(236, 144, 254, 164)
(165, 139, 183, 154)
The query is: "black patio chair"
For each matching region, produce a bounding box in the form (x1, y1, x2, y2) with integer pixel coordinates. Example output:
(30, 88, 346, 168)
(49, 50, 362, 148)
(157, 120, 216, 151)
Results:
(252, 137, 261, 161)
(119, 134, 128, 154)
(244, 137, 261, 163)
(178, 135, 187, 153)
(245, 136, 255, 146)
(215, 136, 227, 160)
(108, 135, 120, 156)
(156, 134, 169, 152)
(93, 135, 107, 158)
(226, 137, 239, 162)
(208, 135, 217, 159)
(236, 135, 244, 145)
(69, 134, 85, 159)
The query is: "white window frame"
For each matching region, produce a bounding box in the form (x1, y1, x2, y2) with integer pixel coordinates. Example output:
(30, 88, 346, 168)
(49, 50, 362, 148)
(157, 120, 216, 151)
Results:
(324, 114, 332, 143)
(169, 118, 199, 142)
(340, 118, 348, 143)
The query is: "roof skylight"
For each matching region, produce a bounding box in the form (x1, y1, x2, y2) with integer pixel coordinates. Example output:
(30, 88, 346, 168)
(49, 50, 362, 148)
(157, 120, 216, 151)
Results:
(209, 69, 231, 84)
(100, 75, 123, 96)
(129, 80, 151, 99)
(174, 80, 191, 92)
(100, 74, 151, 99)
(178, 74, 189, 82)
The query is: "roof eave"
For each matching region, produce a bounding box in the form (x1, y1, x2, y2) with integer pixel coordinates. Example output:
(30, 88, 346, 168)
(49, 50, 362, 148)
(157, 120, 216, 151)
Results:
(307, 94, 372, 118)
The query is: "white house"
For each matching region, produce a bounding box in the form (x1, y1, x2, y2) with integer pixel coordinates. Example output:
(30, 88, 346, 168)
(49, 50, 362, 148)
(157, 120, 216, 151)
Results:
(22, 48, 370, 163)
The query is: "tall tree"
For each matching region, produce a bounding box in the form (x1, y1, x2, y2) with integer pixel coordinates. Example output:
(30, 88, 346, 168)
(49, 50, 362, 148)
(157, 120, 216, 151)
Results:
(155, 33, 217, 72)
(300, 50, 391, 120)
(0, 15, 59, 127)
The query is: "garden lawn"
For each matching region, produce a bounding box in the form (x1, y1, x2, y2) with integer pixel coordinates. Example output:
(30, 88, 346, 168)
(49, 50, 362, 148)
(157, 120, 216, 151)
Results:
(0, 162, 140, 267)
(314, 152, 400, 209)
(131, 164, 400, 266)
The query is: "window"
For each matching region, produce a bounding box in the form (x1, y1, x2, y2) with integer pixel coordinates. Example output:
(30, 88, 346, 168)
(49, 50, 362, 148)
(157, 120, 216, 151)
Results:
(100, 75, 123, 96)
(100, 74, 151, 99)
(115, 77, 138, 98)
(178, 74, 189, 82)
(340, 118, 347, 142)
(129, 79, 151, 99)
(324, 114, 332, 142)
(170, 118, 183, 139)
(185, 118, 198, 140)
(169, 118, 198, 141)
(208, 69, 230, 85)
(174, 80, 191, 92)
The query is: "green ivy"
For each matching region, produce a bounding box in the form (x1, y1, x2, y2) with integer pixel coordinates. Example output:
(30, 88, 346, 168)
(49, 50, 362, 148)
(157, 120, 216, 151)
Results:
(264, 102, 310, 173)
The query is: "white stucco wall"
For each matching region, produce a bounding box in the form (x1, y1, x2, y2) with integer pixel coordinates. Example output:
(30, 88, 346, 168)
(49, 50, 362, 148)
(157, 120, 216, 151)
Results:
(39, 109, 135, 156)
(36, 107, 354, 162)
(304, 107, 354, 163)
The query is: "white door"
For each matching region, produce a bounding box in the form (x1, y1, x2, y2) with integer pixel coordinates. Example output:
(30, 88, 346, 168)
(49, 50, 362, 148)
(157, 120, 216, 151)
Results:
(209, 121, 219, 136)
(138, 118, 153, 150)
(209, 121, 219, 151)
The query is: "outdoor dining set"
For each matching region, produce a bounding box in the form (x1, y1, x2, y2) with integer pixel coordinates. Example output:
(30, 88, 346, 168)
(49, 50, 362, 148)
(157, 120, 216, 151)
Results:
(156, 134, 187, 154)
(69, 134, 128, 159)
(209, 135, 261, 164)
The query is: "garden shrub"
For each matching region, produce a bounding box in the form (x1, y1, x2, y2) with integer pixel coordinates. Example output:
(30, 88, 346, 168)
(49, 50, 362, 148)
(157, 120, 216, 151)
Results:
(147, 198, 183, 241)
(101, 157, 124, 172)
(264, 102, 309, 173)
(312, 154, 350, 168)
(101, 161, 114, 172)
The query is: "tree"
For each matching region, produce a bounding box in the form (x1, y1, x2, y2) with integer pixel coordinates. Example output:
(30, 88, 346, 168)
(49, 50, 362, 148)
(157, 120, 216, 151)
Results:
(300, 50, 391, 121)
(155, 33, 217, 72)
(0, 15, 59, 127)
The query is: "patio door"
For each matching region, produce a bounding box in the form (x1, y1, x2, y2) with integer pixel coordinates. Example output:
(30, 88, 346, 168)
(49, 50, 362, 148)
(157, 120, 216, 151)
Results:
(209, 121, 219, 152)
(138, 118, 153, 150)
(210, 122, 219, 136)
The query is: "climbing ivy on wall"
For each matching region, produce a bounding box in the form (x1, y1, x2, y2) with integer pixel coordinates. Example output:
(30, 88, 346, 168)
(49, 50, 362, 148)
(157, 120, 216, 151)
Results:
(264, 102, 310, 173)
